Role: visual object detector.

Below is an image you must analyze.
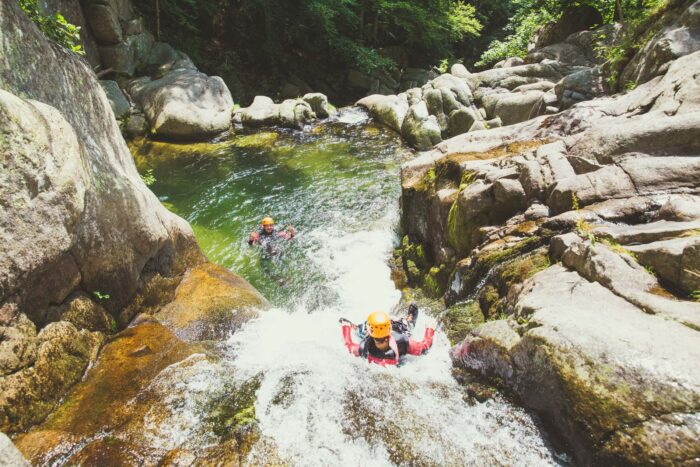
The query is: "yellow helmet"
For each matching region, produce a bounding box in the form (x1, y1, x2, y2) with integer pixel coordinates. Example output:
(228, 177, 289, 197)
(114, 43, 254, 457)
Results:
(261, 217, 275, 226)
(367, 311, 391, 338)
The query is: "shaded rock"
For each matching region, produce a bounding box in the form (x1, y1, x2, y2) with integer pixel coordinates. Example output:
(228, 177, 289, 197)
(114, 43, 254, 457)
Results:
(45, 293, 115, 333)
(302, 93, 332, 118)
(144, 42, 182, 74)
(129, 69, 233, 140)
(527, 43, 592, 67)
(533, 4, 604, 49)
(628, 236, 700, 295)
(156, 263, 267, 342)
(84, 3, 122, 45)
(0, 304, 37, 377)
(621, 0, 700, 87)
(124, 111, 147, 137)
(0, 321, 104, 433)
(400, 68, 436, 90)
(400, 101, 442, 151)
(100, 79, 130, 119)
(278, 99, 315, 130)
(356, 94, 408, 133)
(448, 107, 479, 137)
(98, 32, 154, 77)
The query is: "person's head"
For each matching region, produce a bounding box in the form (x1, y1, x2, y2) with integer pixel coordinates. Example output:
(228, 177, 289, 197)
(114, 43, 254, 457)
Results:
(261, 217, 275, 233)
(367, 311, 391, 351)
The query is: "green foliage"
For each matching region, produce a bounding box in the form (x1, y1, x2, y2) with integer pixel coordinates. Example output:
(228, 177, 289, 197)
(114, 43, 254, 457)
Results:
(690, 290, 700, 302)
(93, 291, 111, 301)
(141, 169, 157, 186)
(18, 0, 84, 55)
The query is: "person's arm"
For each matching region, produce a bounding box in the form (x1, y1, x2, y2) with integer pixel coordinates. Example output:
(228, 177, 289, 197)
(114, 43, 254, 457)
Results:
(248, 231, 260, 245)
(342, 325, 360, 356)
(406, 328, 435, 355)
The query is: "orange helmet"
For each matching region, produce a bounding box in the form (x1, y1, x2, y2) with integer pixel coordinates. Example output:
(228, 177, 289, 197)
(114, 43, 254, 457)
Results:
(367, 311, 391, 338)
(261, 217, 275, 226)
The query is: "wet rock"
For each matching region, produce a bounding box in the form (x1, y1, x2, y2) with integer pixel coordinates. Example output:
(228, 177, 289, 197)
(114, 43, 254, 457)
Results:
(0, 432, 29, 466)
(451, 320, 520, 381)
(356, 94, 408, 133)
(302, 93, 333, 118)
(156, 263, 267, 341)
(128, 69, 234, 140)
(278, 99, 315, 129)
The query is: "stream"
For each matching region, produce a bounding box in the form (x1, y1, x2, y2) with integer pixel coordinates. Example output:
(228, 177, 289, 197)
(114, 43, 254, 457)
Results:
(134, 109, 565, 465)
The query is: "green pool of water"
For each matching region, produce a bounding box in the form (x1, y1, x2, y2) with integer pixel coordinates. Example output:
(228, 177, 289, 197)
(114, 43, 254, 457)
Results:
(131, 114, 410, 305)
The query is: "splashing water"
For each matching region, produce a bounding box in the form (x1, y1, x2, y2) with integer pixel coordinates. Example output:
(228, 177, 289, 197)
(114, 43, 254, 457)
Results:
(136, 109, 564, 465)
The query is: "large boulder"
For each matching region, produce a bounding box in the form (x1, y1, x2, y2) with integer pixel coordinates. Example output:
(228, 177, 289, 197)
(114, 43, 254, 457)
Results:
(98, 31, 154, 76)
(356, 94, 409, 133)
(302, 92, 333, 118)
(128, 69, 234, 140)
(492, 91, 546, 126)
(238, 95, 280, 127)
(84, 2, 123, 45)
(555, 67, 604, 109)
(627, 237, 700, 295)
(400, 101, 442, 151)
(156, 263, 267, 342)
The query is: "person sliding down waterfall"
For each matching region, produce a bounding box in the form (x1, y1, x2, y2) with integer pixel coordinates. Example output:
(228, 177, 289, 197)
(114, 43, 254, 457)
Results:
(340, 305, 435, 366)
(248, 216, 296, 257)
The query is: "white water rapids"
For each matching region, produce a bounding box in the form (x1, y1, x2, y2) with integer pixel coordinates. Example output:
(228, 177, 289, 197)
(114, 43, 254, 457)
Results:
(139, 109, 566, 465)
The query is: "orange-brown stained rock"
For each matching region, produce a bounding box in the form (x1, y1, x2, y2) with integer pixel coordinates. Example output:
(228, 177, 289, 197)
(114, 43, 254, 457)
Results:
(156, 263, 268, 342)
(14, 321, 197, 463)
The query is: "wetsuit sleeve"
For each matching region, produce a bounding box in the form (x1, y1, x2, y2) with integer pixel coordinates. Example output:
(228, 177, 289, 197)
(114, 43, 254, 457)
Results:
(342, 325, 360, 356)
(407, 328, 435, 356)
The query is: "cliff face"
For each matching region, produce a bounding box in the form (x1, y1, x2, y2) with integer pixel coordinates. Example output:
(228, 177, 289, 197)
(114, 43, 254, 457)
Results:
(0, 1, 265, 437)
(1, 0, 204, 323)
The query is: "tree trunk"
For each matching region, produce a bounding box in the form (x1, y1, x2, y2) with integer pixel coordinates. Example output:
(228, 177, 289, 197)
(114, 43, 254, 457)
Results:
(155, 0, 160, 41)
(372, 9, 379, 45)
(614, 0, 624, 22)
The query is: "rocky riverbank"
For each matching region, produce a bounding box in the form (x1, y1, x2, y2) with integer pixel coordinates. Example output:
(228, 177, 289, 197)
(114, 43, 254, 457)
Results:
(385, 1, 700, 463)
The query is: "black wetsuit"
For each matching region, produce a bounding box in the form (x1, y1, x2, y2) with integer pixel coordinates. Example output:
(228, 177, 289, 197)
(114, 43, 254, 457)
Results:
(358, 331, 410, 362)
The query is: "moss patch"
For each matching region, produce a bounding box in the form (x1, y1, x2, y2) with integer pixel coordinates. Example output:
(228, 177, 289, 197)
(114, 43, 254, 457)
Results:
(232, 131, 279, 148)
(441, 301, 485, 345)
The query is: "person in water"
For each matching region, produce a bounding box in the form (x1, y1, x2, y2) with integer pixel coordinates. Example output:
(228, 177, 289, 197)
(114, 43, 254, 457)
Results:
(248, 216, 296, 246)
(341, 306, 435, 366)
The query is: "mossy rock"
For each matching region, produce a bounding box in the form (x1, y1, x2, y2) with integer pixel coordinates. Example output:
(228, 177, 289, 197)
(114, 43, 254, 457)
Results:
(232, 131, 279, 148)
(423, 264, 450, 298)
(441, 301, 485, 345)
